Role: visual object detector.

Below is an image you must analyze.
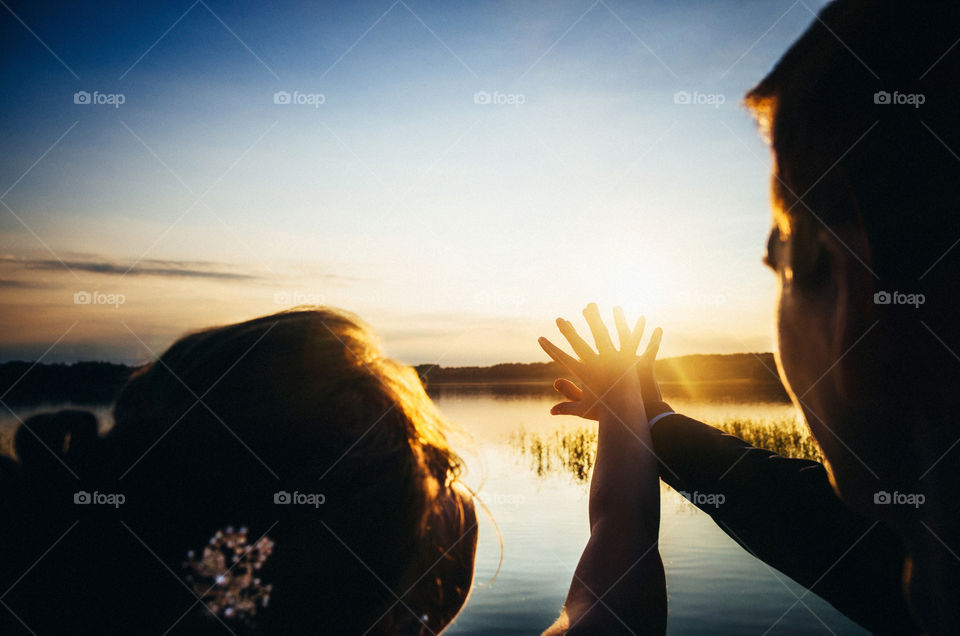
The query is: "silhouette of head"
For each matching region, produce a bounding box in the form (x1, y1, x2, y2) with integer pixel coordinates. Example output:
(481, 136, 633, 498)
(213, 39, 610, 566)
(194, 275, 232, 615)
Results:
(747, 0, 960, 508)
(1, 308, 477, 634)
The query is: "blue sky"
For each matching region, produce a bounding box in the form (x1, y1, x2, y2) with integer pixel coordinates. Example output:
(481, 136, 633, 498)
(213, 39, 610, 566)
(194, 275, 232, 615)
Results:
(0, 0, 830, 365)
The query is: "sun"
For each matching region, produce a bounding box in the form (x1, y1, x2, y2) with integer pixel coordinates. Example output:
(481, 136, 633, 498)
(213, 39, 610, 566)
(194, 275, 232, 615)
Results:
(586, 250, 677, 321)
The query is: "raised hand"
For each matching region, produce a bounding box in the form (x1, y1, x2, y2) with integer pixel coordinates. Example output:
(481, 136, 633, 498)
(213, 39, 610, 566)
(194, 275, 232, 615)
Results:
(540, 304, 662, 423)
(540, 304, 668, 635)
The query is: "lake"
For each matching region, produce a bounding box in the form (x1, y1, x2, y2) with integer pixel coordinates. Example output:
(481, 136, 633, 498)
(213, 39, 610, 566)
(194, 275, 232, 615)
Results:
(429, 385, 866, 635)
(1, 387, 866, 635)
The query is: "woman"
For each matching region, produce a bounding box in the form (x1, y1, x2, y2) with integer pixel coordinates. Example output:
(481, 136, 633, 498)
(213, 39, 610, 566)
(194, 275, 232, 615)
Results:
(1, 308, 477, 634)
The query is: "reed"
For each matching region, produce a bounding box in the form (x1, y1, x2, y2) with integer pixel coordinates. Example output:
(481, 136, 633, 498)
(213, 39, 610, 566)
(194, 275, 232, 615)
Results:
(511, 416, 822, 484)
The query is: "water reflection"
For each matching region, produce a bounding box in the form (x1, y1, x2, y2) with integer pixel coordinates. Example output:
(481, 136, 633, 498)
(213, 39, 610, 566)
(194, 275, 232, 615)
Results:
(434, 391, 862, 635)
(509, 416, 822, 485)
(426, 382, 560, 400)
(426, 380, 791, 404)
(510, 428, 596, 483)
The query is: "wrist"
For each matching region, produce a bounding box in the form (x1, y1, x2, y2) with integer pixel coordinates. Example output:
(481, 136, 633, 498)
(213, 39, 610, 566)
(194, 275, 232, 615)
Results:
(647, 410, 675, 429)
(600, 390, 644, 417)
(598, 391, 649, 435)
(645, 401, 674, 429)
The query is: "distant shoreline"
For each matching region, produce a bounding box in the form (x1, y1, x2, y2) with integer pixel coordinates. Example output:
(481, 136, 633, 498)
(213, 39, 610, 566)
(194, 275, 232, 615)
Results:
(415, 352, 786, 388)
(0, 353, 788, 407)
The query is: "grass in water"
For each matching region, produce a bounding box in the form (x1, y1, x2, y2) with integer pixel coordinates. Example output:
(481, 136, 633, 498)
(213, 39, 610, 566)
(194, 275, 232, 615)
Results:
(511, 416, 823, 485)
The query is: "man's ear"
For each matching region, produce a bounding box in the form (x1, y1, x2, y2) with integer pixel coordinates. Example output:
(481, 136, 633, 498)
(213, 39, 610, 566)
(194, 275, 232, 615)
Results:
(817, 225, 878, 403)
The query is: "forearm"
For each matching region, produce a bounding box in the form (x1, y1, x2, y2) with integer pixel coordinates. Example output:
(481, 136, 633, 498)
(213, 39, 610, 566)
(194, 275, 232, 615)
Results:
(564, 528, 666, 635)
(589, 395, 659, 528)
(651, 414, 916, 633)
(539, 305, 667, 635)
(556, 395, 666, 634)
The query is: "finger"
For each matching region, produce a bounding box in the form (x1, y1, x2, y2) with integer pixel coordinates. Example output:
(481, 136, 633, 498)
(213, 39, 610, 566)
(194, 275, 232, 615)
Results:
(554, 378, 584, 401)
(550, 401, 586, 417)
(613, 307, 631, 352)
(539, 337, 584, 376)
(641, 327, 663, 361)
(557, 318, 596, 361)
(628, 316, 647, 353)
(583, 303, 615, 354)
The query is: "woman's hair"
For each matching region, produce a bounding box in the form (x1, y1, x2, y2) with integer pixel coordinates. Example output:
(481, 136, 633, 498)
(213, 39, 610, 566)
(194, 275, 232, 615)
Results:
(0, 308, 476, 634)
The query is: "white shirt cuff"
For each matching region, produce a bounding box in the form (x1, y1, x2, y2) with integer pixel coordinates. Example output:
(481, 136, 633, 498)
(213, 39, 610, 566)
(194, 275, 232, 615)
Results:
(648, 411, 676, 429)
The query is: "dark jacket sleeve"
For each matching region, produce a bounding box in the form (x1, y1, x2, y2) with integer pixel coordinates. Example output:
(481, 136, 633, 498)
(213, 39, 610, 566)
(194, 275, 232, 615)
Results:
(650, 413, 917, 634)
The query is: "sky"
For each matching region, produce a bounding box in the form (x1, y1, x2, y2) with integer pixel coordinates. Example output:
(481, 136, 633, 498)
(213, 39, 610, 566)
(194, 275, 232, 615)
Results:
(0, 0, 831, 366)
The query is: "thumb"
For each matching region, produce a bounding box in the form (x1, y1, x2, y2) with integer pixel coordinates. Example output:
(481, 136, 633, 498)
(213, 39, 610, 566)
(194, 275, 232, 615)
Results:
(554, 378, 584, 401)
(550, 401, 585, 417)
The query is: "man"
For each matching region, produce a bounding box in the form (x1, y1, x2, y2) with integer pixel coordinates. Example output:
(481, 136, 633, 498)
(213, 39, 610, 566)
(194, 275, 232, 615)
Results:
(658, 0, 960, 632)
(550, 1, 960, 632)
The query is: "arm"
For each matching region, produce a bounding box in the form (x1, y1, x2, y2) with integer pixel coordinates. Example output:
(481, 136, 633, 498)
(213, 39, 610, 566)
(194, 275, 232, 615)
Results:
(549, 340, 915, 632)
(539, 304, 666, 635)
(651, 414, 916, 634)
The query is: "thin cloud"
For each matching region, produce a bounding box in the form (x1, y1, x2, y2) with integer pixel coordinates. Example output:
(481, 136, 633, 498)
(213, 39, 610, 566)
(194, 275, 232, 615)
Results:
(1, 255, 360, 285)
(2, 256, 259, 281)
(0, 279, 48, 289)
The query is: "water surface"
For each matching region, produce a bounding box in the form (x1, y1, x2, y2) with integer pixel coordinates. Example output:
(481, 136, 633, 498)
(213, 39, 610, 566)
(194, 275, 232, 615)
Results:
(434, 386, 865, 635)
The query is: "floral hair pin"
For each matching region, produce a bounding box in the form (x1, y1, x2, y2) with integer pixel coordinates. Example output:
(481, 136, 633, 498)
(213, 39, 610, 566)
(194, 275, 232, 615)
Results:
(183, 526, 275, 621)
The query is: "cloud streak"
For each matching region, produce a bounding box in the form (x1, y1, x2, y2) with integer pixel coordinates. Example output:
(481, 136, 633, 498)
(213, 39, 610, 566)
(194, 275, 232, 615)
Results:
(0, 279, 48, 289)
(1, 255, 361, 285)
(21, 258, 259, 281)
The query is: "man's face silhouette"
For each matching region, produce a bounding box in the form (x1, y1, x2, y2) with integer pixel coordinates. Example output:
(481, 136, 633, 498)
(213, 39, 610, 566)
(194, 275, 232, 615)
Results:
(764, 209, 884, 511)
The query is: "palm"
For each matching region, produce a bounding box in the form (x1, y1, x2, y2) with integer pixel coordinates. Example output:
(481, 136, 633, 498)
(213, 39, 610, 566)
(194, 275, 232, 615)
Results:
(539, 304, 662, 420)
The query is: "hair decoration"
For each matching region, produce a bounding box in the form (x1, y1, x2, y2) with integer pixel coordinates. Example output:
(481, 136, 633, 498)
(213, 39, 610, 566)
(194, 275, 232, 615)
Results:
(183, 526, 275, 620)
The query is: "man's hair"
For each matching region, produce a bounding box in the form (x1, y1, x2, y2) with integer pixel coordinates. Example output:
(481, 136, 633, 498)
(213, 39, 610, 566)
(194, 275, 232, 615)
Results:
(745, 0, 960, 300)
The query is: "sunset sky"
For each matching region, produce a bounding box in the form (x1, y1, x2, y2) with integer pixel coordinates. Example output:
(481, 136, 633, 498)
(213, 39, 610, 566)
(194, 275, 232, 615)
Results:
(0, 0, 829, 366)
